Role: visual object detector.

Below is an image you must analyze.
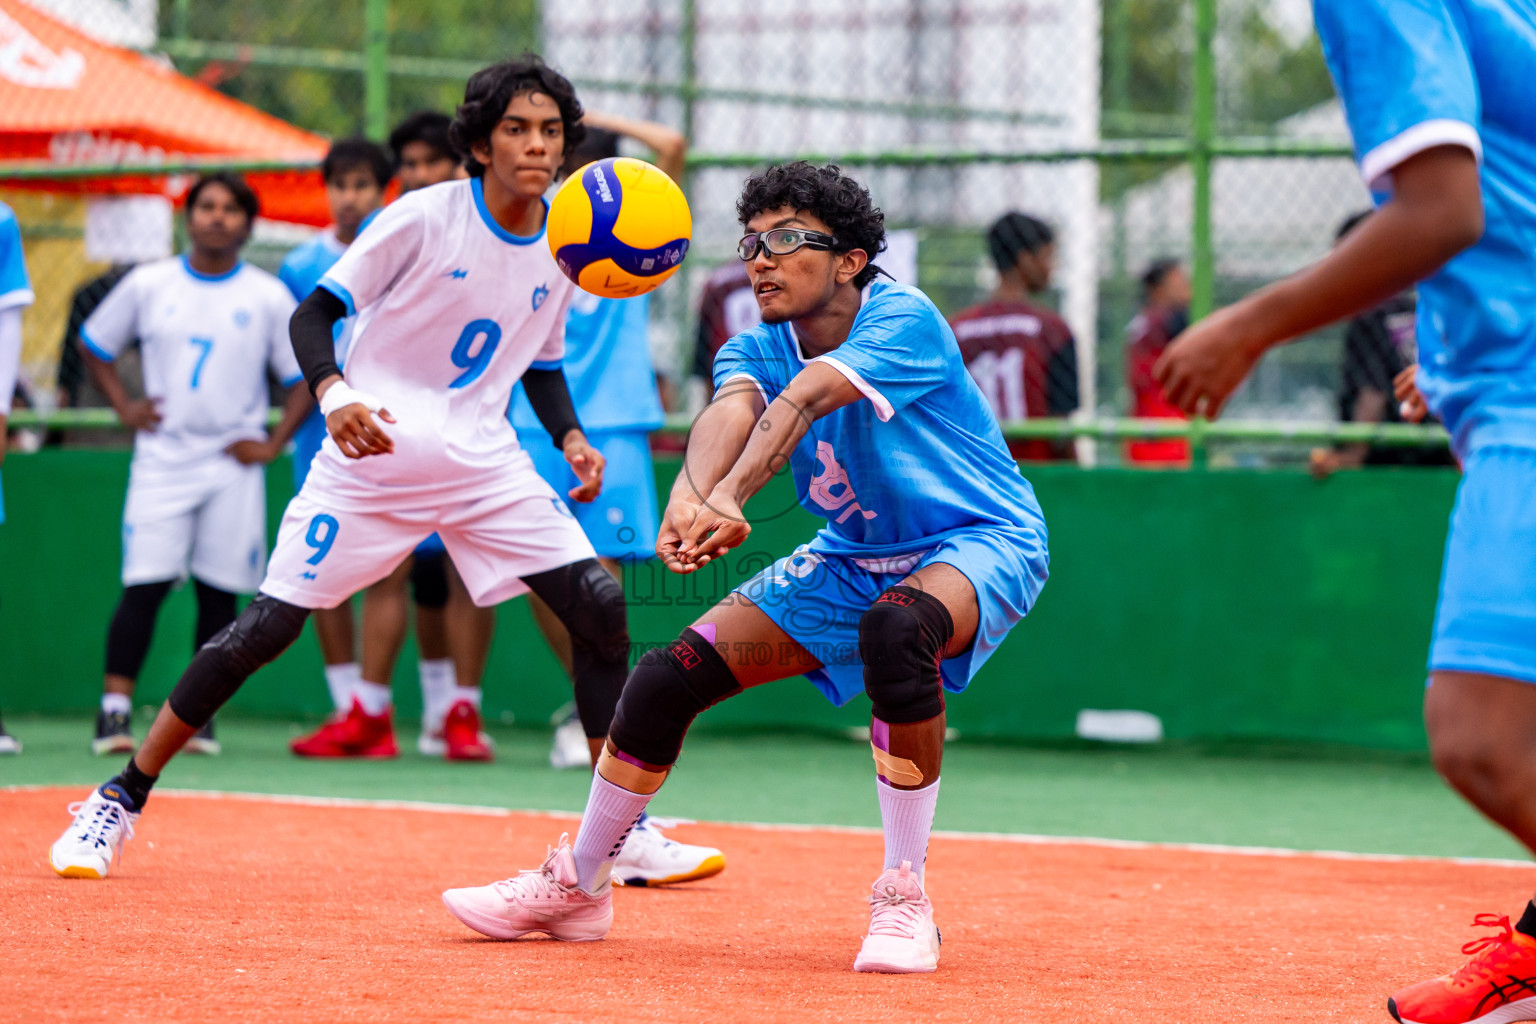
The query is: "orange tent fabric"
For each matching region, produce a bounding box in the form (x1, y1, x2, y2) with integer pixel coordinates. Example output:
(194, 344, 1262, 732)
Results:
(0, 0, 329, 224)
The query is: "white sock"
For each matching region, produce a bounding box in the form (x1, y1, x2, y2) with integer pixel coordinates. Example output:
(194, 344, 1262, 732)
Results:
(353, 680, 392, 717)
(877, 776, 941, 879)
(447, 686, 481, 711)
(418, 658, 455, 731)
(324, 662, 361, 713)
(572, 772, 654, 894)
(101, 692, 132, 716)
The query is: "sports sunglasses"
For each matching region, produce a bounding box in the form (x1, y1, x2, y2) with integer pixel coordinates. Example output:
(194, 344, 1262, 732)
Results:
(736, 227, 841, 262)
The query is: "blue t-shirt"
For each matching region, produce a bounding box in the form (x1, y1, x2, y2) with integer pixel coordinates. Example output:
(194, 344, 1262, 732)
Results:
(1315, 0, 1536, 455)
(509, 291, 664, 435)
(712, 279, 1046, 559)
(278, 228, 358, 365)
(0, 201, 35, 526)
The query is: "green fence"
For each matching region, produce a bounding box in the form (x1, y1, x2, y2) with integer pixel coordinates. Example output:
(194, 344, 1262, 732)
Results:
(0, 451, 1456, 750)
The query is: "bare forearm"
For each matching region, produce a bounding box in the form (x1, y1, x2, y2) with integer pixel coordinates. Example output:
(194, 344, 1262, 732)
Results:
(716, 395, 813, 505)
(672, 398, 757, 504)
(83, 353, 134, 417)
(269, 384, 314, 448)
(582, 110, 687, 181)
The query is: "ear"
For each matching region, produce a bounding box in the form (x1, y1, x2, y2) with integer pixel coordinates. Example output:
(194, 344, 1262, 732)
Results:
(470, 137, 492, 170)
(833, 248, 869, 286)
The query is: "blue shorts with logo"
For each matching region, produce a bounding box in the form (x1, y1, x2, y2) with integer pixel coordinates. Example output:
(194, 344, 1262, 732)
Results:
(290, 407, 444, 556)
(1431, 446, 1536, 684)
(523, 428, 658, 561)
(735, 524, 1049, 708)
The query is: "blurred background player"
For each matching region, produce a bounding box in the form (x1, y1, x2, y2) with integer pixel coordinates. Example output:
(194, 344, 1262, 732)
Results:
(515, 110, 683, 770)
(1125, 258, 1193, 466)
(1155, 1, 1536, 1020)
(1309, 211, 1454, 479)
(286, 119, 495, 761)
(949, 212, 1078, 462)
(0, 197, 32, 754)
(510, 110, 724, 885)
(443, 163, 1047, 969)
(79, 173, 310, 757)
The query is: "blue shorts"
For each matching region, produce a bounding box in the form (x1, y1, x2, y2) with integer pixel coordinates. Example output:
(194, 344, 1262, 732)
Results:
(1431, 446, 1536, 684)
(291, 407, 443, 556)
(735, 525, 1049, 707)
(523, 428, 659, 561)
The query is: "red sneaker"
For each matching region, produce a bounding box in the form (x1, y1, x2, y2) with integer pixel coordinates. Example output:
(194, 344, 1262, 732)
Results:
(443, 701, 493, 762)
(1389, 914, 1536, 1024)
(290, 701, 399, 759)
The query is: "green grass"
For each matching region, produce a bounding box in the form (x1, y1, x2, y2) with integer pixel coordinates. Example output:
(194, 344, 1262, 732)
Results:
(0, 714, 1524, 861)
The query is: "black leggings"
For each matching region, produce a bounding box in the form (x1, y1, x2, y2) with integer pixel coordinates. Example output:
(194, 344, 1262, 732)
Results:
(106, 579, 239, 682)
(520, 559, 630, 739)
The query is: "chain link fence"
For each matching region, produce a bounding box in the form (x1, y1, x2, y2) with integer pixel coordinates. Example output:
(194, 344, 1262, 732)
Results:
(0, 0, 1448, 466)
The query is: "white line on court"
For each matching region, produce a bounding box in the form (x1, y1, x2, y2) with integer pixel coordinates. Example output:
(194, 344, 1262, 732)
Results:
(6, 783, 1531, 870)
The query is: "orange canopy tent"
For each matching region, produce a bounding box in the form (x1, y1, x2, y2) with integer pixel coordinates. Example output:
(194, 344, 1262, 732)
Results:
(0, 0, 329, 225)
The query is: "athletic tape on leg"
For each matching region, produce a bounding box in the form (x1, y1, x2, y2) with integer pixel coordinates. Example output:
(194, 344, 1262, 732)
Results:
(871, 744, 924, 786)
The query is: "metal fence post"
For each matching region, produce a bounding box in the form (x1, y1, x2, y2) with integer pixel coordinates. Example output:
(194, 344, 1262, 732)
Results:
(364, 0, 389, 140)
(1190, 0, 1218, 468)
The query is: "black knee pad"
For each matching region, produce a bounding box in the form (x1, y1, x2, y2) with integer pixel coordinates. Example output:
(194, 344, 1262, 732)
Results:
(168, 595, 308, 728)
(608, 628, 742, 766)
(859, 585, 953, 725)
(523, 559, 631, 737)
(410, 551, 448, 610)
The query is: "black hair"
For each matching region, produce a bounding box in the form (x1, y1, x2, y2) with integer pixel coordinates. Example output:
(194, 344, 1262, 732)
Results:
(185, 172, 259, 225)
(736, 162, 887, 289)
(388, 110, 454, 163)
(449, 54, 585, 178)
(986, 212, 1054, 273)
(1336, 209, 1373, 243)
(322, 137, 393, 189)
(1140, 257, 1182, 298)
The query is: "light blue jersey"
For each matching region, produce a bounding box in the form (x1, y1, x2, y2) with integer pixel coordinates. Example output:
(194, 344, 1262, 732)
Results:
(713, 280, 1050, 707)
(713, 279, 1047, 560)
(0, 200, 34, 526)
(1315, 0, 1536, 457)
(509, 292, 663, 432)
(278, 229, 352, 490)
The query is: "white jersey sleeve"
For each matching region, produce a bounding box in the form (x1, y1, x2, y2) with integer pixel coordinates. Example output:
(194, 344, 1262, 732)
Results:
(264, 282, 302, 386)
(531, 286, 573, 369)
(317, 196, 425, 317)
(80, 268, 144, 362)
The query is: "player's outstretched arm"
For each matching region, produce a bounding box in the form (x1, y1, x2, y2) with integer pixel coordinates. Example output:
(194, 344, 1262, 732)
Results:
(522, 367, 605, 502)
(1155, 145, 1483, 417)
(678, 362, 861, 563)
(659, 379, 762, 572)
(581, 110, 687, 182)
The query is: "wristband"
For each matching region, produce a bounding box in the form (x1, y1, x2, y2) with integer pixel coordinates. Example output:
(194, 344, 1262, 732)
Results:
(319, 380, 385, 418)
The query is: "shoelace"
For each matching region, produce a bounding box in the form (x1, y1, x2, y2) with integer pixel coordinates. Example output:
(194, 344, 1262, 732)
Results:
(491, 835, 572, 900)
(867, 883, 926, 939)
(65, 799, 136, 861)
(1453, 914, 1522, 984)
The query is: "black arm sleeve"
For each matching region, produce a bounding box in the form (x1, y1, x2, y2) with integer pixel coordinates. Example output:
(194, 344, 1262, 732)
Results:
(290, 289, 348, 397)
(521, 367, 584, 449)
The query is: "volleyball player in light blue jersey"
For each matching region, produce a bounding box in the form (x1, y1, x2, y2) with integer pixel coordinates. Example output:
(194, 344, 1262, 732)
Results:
(0, 199, 33, 754)
(1156, 3, 1536, 1020)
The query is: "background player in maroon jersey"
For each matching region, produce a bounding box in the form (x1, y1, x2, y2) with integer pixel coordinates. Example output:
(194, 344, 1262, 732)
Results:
(1125, 258, 1192, 466)
(949, 212, 1078, 462)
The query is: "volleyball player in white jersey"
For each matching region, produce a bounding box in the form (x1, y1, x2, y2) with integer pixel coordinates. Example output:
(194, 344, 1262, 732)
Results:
(79, 173, 310, 758)
(50, 57, 633, 878)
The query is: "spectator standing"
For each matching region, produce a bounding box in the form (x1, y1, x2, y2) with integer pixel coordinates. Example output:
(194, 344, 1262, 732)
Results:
(1125, 258, 1193, 466)
(0, 198, 33, 753)
(949, 212, 1078, 461)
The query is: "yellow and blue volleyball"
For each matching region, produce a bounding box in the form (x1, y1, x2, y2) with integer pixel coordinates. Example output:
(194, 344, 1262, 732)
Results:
(546, 156, 692, 299)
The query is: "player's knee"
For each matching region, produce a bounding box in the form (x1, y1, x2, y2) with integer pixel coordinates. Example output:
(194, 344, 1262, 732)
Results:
(168, 595, 308, 728)
(608, 629, 741, 766)
(859, 586, 953, 725)
(560, 560, 630, 665)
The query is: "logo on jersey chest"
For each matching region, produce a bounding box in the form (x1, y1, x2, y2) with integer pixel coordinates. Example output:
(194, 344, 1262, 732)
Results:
(233, 309, 251, 329)
(442, 268, 469, 280)
(532, 284, 549, 311)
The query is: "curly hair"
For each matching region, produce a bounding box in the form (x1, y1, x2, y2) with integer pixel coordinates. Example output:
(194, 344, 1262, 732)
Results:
(736, 162, 887, 288)
(449, 54, 585, 177)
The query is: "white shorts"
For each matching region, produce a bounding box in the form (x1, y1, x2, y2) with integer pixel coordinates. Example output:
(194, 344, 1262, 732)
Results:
(122, 456, 267, 593)
(260, 460, 597, 610)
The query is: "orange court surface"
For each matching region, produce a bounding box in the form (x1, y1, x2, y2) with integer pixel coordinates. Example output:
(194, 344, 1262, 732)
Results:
(3, 785, 1527, 1022)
